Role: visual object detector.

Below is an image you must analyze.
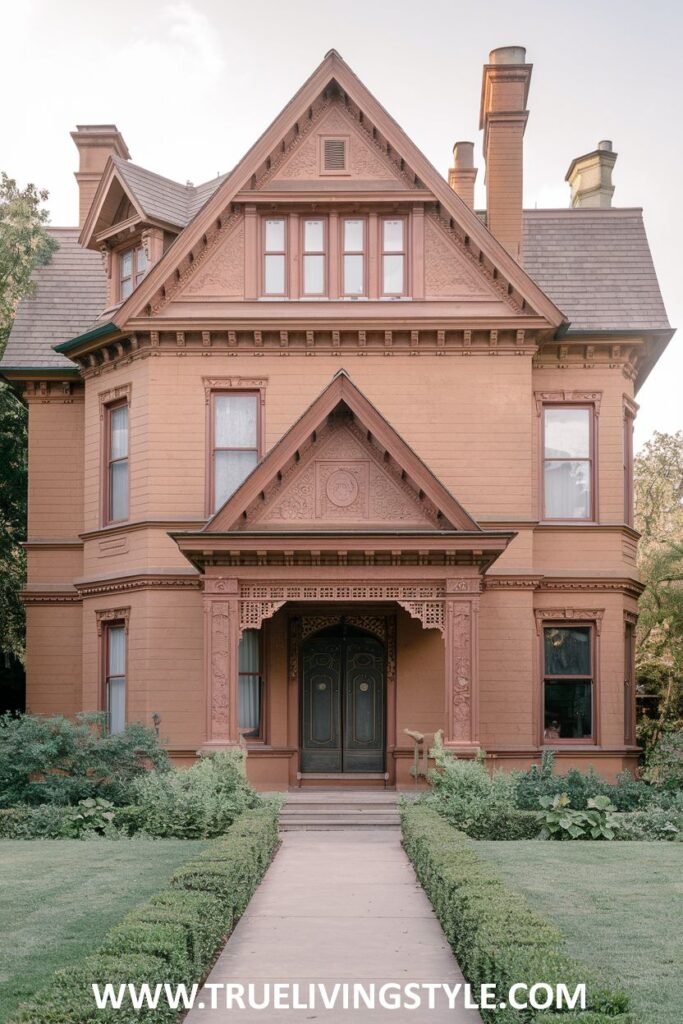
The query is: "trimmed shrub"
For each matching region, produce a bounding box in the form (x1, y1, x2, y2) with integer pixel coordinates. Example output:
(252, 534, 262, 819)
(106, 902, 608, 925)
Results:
(0, 804, 75, 838)
(6, 805, 280, 1024)
(0, 713, 168, 808)
(613, 806, 683, 841)
(643, 729, 683, 793)
(513, 753, 655, 813)
(401, 803, 630, 1023)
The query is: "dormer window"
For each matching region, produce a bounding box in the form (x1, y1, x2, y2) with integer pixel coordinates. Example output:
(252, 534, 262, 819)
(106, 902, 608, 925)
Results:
(119, 243, 146, 300)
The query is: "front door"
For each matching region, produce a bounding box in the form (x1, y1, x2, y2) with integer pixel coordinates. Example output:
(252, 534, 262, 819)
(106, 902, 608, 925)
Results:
(301, 625, 385, 773)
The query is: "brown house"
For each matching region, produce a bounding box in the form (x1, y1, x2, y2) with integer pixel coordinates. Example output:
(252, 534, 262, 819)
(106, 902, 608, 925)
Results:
(1, 48, 673, 787)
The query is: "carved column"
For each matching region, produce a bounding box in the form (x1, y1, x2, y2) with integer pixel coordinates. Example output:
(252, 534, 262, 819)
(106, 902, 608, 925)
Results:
(201, 577, 240, 751)
(443, 579, 480, 751)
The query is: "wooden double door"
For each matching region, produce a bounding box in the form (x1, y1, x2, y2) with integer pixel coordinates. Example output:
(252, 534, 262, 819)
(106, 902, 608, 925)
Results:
(301, 624, 385, 773)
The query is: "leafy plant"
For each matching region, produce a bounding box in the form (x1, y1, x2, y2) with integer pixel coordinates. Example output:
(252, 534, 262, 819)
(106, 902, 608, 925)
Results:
(643, 729, 683, 793)
(66, 797, 116, 836)
(539, 793, 618, 841)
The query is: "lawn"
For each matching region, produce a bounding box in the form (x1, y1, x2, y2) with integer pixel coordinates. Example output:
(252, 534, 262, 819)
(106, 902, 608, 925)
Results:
(476, 841, 683, 1024)
(0, 838, 207, 1022)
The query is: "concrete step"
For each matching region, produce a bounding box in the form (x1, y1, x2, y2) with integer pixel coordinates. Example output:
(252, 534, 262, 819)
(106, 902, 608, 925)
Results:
(280, 818, 401, 831)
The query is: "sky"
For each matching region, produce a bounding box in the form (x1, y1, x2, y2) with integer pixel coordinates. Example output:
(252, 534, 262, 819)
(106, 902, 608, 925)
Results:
(2, 0, 681, 448)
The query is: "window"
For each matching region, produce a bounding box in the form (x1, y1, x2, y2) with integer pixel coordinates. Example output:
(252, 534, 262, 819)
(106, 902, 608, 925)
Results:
(543, 406, 593, 519)
(302, 218, 326, 296)
(105, 401, 129, 523)
(212, 392, 259, 512)
(624, 403, 635, 526)
(105, 624, 126, 735)
(263, 218, 286, 296)
(239, 629, 263, 739)
(543, 625, 594, 742)
(321, 137, 347, 173)
(381, 217, 406, 296)
(624, 619, 636, 744)
(119, 244, 146, 300)
(342, 218, 365, 296)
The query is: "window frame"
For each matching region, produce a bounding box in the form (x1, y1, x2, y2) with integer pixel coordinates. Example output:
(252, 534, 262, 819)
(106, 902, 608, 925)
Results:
(261, 216, 288, 297)
(238, 628, 266, 743)
(380, 215, 408, 297)
(117, 242, 146, 302)
(623, 396, 637, 527)
(624, 614, 637, 745)
(541, 621, 597, 746)
(540, 402, 597, 523)
(300, 216, 328, 297)
(340, 216, 368, 298)
(319, 135, 350, 176)
(99, 615, 129, 737)
(208, 389, 263, 515)
(103, 398, 129, 526)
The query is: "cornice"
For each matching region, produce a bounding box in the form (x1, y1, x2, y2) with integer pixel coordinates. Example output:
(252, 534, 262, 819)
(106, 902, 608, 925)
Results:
(21, 587, 81, 605)
(80, 518, 206, 541)
(75, 572, 202, 598)
(22, 379, 84, 404)
(484, 574, 643, 598)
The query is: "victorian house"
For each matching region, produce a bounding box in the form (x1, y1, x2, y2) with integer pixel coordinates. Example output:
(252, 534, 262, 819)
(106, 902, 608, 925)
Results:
(1, 48, 672, 786)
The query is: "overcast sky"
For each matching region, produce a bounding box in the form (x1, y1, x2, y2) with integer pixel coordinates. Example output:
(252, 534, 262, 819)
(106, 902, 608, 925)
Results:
(2, 0, 680, 448)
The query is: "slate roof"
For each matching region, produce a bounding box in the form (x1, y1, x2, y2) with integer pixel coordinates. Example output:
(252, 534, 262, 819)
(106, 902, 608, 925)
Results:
(0, 228, 106, 370)
(523, 208, 670, 332)
(0, 202, 670, 372)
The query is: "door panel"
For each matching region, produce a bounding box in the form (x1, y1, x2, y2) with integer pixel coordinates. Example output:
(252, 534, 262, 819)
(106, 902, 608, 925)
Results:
(301, 628, 385, 774)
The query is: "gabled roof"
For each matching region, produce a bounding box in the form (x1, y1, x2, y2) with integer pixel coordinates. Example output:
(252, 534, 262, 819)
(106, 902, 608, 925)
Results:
(114, 49, 565, 329)
(0, 229, 106, 371)
(204, 370, 482, 534)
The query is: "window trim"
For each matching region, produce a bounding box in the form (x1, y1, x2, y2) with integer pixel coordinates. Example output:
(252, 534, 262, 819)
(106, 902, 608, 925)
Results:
(539, 618, 599, 746)
(300, 216, 328, 297)
(207, 386, 264, 516)
(116, 241, 146, 302)
(238, 628, 267, 743)
(380, 215, 408, 297)
(319, 135, 350, 176)
(341, 216, 368, 298)
(623, 395, 638, 527)
(102, 397, 129, 526)
(97, 609, 130, 737)
(624, 612, 637, 746)
(261, 216, 288, 297)
(539, 399, 598, 523)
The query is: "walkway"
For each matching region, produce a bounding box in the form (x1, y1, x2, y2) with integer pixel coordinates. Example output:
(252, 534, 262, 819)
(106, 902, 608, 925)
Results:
(185, 827, 481, 1022)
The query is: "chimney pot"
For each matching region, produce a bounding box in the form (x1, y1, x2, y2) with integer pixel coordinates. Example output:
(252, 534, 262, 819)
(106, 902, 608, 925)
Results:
(448, 141, 478, 208)
(453, 141, 475, 169)
(489, 45, 527, 65)
(565, 141, 618, 208)
(71, 124, 131, 228)
(598, 139, 613, 151)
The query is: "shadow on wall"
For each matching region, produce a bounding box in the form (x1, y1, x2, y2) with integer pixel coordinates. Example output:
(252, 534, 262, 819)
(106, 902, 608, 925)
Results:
(0, 654, 26, 714)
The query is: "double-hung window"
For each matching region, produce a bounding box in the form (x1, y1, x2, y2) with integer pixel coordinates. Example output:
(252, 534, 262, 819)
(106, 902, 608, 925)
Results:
(238, 629, 263, 739)
(381, 217, 407, 296)
(542, 406, 594, 520)
(119, 244, 146, 300)
(263, 218, 287, 296)
(211, 393, 259, 512)
(105, 624, 126, 735)
(342, 218, 365, 296)
(105, 401, 129, 523)
(543, 625, 594, 742)
(302, 218, 326, 296)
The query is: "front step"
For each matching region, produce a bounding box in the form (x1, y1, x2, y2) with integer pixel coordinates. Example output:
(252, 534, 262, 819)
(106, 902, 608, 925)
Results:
(280, 789, 400, 831)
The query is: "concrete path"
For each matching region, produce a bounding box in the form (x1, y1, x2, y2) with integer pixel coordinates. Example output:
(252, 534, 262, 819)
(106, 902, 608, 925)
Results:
(184, 829, 481, 1022)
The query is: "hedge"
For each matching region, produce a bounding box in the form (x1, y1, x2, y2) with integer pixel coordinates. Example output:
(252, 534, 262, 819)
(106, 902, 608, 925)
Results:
(401, 804, 632, 1024)
(7, 804, 280, 1024)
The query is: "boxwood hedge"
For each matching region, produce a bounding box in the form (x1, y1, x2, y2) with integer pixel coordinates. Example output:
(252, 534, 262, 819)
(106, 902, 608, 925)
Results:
(6, 804, 280, 1024)
(401, 803, 632, 1024)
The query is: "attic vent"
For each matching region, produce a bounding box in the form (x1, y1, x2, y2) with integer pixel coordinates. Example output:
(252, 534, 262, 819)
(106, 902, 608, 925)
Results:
(323, 137, 346, 171)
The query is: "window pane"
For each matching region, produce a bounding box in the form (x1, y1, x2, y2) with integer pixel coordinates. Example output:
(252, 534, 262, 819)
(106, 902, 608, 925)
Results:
(108, 626, 126, 675)
(110, 405, 128, 459)
(239, 675, 261, 732)
(303, 254, 325, 294)
(214, 450, 258, 509)
(265, 219, 285, 251)
(544, 408, 590, 458)
(239, 629, 260, 674)
(545, 681, 592, 739)
(344, 219, 363, 252)
(304, 219, 324, 252)
(121, 251, 133, 277)
(120, 277, 133, 299)
(110, 460, 128, 521)
(108, 676, 126, 735)
(214, 394, 258, 447)
(344, 254, 364, 295)
(136, 247, 147, 273)
(544, 626, 591, 676)
(383, 219, 404, 252)
(264, 254, 285, 294)
(544, 460, 590, 518)
(383, 254, 404, 294)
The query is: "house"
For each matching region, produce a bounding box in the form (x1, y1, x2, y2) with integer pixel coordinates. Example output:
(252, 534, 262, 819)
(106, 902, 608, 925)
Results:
(1, 47, 672, 788)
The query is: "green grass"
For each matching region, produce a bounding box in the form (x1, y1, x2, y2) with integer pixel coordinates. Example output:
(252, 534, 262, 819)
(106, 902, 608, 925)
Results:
(476, 841, 683, 1024)
(0, 839, 207, 1022)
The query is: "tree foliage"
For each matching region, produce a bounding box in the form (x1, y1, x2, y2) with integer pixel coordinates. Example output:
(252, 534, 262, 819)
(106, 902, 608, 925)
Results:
(634, 430, 683, 743)
(0, 173, 58, 660)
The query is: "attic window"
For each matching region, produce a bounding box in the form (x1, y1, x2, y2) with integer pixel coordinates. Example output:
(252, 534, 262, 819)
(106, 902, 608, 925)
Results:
(321, 136, 348, 174)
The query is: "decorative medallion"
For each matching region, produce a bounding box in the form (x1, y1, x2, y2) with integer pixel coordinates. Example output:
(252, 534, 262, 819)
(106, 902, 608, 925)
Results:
(325, 469, 359, 508)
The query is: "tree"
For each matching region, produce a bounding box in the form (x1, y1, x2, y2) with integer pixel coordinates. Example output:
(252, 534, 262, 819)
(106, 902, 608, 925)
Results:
(0, 174, 58, 661)
(634, 431, 683, 745)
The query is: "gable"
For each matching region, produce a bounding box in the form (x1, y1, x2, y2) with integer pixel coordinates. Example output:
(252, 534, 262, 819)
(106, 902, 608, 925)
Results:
(424, 213, 500, 300)
(181, 213, 245, 298)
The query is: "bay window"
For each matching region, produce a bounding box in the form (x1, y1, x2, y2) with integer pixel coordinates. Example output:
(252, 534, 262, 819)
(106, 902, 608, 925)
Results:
(105, 401, 129, 524)
(211, 392, 259, 512)
(543, 625, 594, 742)
(381, 217, 406, 296)
(342, 218, 365, 296)
(543, 406, 594, 520)
(302, 218, 326, 296)
(238, 629, 263, 739)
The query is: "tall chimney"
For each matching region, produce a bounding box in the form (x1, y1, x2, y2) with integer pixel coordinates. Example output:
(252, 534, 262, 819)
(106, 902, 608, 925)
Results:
(70, 125, 130, 228)
(479, 46, 532, 261)
(448, 142, 478, 208)
(565, 140, 617, 208)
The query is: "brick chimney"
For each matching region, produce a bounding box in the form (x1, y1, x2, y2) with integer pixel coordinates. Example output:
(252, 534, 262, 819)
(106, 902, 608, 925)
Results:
(448, 142, 478, 208)
(71, 125, 130, 228)
(479, 46, 532, 261)
(566, 140, 617, 208)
